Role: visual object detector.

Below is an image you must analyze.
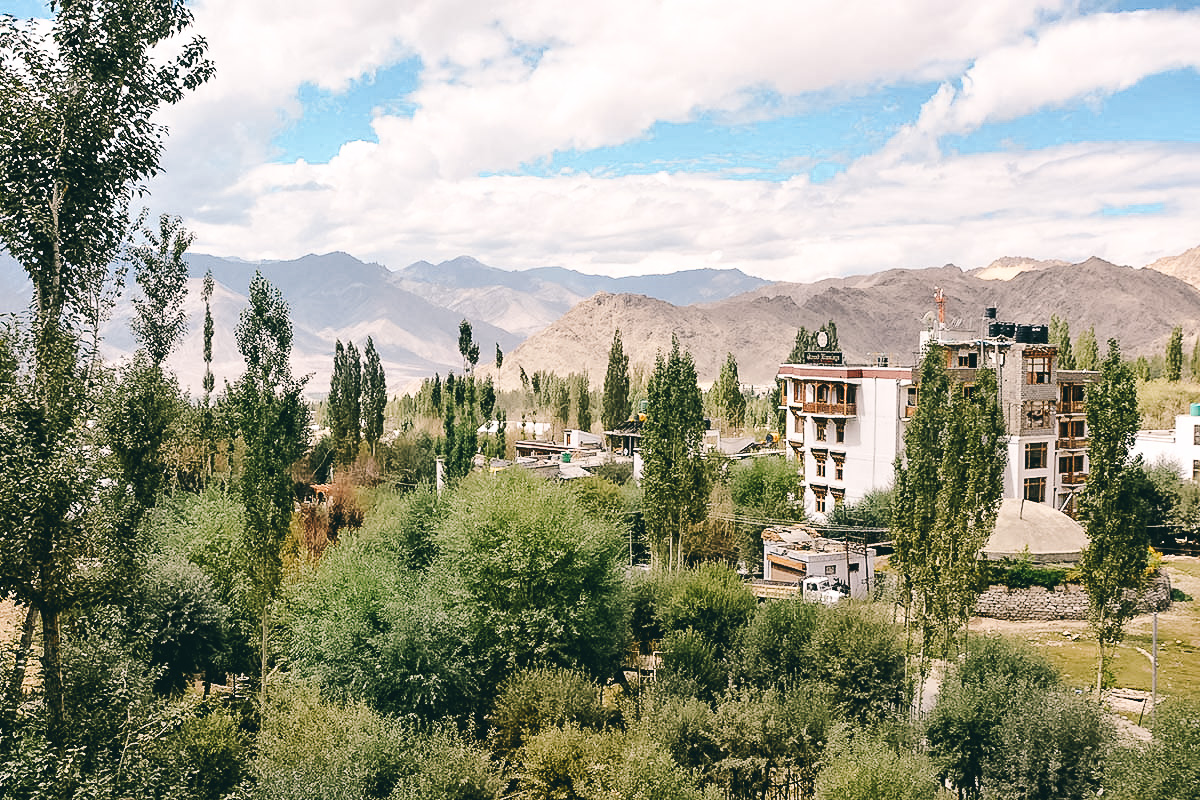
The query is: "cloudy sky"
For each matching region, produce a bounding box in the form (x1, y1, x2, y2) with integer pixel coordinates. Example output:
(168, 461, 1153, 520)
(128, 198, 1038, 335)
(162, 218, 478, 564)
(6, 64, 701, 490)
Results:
(12, 0, 1200, 282)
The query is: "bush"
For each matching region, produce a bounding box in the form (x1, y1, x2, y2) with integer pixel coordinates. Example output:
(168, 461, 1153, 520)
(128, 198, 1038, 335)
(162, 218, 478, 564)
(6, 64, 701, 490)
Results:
(814, 733, 949, 800)
(1103, 698, 1200, 800)
(655, 563, 757, 658)
(806, 603, 904, 724)
(732, 597, 820, 689)
(489, 666, 608, 757)
(658, 628, 725, 701)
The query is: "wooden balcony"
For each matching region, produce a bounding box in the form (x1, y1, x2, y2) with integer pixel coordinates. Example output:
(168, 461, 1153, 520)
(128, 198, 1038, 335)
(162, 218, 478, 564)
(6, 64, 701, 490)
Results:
(1057, 437, 1088, 450)
(802, 401, 857, 417)
(1059, 400, 1086, 415)
(1060, 472, 1088, 486)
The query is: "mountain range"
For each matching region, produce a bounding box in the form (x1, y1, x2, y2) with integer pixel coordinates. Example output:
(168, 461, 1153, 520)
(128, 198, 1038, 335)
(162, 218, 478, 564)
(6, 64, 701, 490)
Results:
(3, 246, 1200, 398)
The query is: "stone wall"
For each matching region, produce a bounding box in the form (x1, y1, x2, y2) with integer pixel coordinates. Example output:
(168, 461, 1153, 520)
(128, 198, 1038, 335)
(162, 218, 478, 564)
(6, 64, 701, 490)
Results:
(974, 572, 1172, 621)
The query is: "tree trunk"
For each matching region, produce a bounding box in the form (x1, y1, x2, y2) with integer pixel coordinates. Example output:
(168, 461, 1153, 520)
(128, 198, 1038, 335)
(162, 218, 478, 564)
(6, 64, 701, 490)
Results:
(5, 604, 39, 707)
(41, 604, 65, 744)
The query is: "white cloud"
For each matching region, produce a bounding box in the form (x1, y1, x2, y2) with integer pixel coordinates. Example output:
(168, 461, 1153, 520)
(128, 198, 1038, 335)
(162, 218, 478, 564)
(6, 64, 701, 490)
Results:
(143, 1, 1200, 284)
(884, 8, 1200, 159)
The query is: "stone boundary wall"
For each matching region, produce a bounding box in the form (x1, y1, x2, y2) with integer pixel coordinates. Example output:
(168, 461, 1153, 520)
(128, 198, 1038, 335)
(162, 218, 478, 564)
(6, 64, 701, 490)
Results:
(974, 572, 1172, 621)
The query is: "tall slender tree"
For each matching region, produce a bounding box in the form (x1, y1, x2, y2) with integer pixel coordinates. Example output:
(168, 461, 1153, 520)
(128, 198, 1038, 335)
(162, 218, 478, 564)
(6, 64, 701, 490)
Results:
(1050, 314, 1075, 370)
(576, 371, 592, 431)
(1075, 326, 1100, 371)
(713, 352, 747, 431)
(1166, 325, 1183, 382)
(892, 345, 1006, 693)
(1078, 340, 1148, 693)
(601, 329, 631, 432)
(231, 273, 310, 711)
(1191, 336, 1200, 382)
(0, 0, 212, 741)
(362, 336, 387, 455)
(641, 336, 711, 570)
(459, 318, 480, 374)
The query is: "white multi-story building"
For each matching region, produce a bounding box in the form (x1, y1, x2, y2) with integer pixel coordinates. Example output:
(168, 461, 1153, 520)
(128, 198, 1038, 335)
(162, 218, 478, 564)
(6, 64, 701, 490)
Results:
(778, 315, 1098, 519)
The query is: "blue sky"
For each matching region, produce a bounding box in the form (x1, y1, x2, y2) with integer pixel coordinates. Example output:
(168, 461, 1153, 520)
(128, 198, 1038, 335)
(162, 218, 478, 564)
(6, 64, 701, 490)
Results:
(11, 0, 1200, 280)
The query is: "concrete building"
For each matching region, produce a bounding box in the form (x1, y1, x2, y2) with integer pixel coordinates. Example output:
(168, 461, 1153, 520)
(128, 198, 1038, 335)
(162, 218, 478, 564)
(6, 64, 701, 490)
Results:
(777, 306, 1099, 519)
(1134, 407, 1200, 482)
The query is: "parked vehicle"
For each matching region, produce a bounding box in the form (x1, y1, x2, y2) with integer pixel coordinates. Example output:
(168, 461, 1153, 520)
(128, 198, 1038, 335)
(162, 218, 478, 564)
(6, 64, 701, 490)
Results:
(801, 576, 844, 605)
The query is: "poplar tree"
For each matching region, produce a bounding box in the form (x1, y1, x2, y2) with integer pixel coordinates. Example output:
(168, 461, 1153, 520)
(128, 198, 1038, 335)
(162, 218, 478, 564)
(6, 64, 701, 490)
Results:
(0, 0, 211, 741)
(1166, 325, 1183, 382)
(576, 371, 592, 431)
(641, 336, 711, 570)
(328, 339, 362, 465)
(892, 345, 1006, 687)
(231, 273, 310, 710)
(713, 352, 747, 430)
(1078, 340, 1148, 693)
(1191, 336, 1200, 382)
(1075, 326, 1100, 371)
(459, 318, 480, 374)
(601, 329, 631, 432)
(1050, 314, 1075, 370)
(362, 336, 387, 455)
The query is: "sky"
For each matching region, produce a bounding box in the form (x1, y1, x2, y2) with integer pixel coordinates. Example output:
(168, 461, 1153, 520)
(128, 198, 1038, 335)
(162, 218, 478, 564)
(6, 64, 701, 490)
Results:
(10, 0, 1200, 282)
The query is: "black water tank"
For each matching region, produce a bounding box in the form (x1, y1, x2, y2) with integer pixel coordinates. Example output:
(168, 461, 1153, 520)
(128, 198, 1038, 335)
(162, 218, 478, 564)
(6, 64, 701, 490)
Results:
(1000, 322, 1017, 338)
(1030, 324, 1049, 344)
(985, 306, 997, 319)
(988, 322, 1002, 337)
(1015, 325, 1033, 343)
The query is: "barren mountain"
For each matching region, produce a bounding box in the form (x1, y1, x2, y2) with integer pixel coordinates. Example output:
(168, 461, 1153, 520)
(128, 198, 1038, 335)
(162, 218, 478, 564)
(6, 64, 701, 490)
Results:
(491, 256, 1200, 390)
(970, 256, 1071, 281)
(1146, 245, 1200, 291)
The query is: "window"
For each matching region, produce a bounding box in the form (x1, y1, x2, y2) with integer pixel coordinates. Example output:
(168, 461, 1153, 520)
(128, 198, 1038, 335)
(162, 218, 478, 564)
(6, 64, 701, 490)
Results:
(834, 421, 846, 443)
(1061, 383, 1084, 406)
(811, 485, 828, 513)
(1059, 419, 1085, 441)
(905, 387, 918, 417)
(1059, 453, 1084, 474)
(1023, 477, 1046, 503)
(956, 349, 978, 368)
(1026, 354, 1051, 384)
(834, 460, 844, 481)
(1194, 461, 1200, 482)
(825, 565, 838, 576)
(1023, 400, 1054, 429)
(831, 488, 845, 507)
(1025, 442, 1048, 470)
(815, 459, 826, 478)
(814, 418, 827, 442)
(1193, 425, 1200, 446)
(848, 562, 860, 573)
(961, 383, 977, 400)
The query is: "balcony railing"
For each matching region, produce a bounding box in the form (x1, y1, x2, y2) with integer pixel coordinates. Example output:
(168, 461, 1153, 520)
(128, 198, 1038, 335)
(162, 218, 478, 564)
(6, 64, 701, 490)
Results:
(1059, 400, 1086, 415)
(1057, 437, 1088, 450)
(802, 401, 857, 417)
(1060, 472, 1088, 486)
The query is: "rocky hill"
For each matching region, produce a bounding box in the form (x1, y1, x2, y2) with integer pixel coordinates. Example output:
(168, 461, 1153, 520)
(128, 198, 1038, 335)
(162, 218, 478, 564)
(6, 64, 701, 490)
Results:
(489, 255, 1200, 390)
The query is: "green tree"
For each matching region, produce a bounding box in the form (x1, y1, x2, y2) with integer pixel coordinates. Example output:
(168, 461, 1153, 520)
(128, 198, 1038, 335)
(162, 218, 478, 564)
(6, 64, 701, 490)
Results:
(495, 342, 504, 370)
(362, 336, 387, 455)
(892, 346, 1006, 683)
(200, 270, 217, 477)
(436, 469, 630, 702)
(787, 327, 814, 363)
(642, 336, 711, 569)
(1166, 325, 1184, 382)
(128, 213, 192, 369)
(1078, 340, 1149, 693)
(231, 272, 310, 711)
(1050, 314, 1075, 370)
(0, 0, 212, 741)
(576, 371, 592, 431)
(602, 329, 632, 432)
(713, 352, 747, 430)
(458, 318, 480, 374)
(1075, 326, 1099, 371)
(328, 339, 362, 466)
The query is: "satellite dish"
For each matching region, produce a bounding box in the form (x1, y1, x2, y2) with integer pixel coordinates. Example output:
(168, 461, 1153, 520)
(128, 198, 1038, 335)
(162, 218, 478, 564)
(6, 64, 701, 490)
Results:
(816, 330, 829, 348)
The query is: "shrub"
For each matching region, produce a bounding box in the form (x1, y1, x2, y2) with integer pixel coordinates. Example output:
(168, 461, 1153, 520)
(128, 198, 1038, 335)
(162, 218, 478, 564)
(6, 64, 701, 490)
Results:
(488, 666, 607, 757)
(658, 628, 726, 701)
(655, 563, 756, 658)
(814, 733, 950, 800)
